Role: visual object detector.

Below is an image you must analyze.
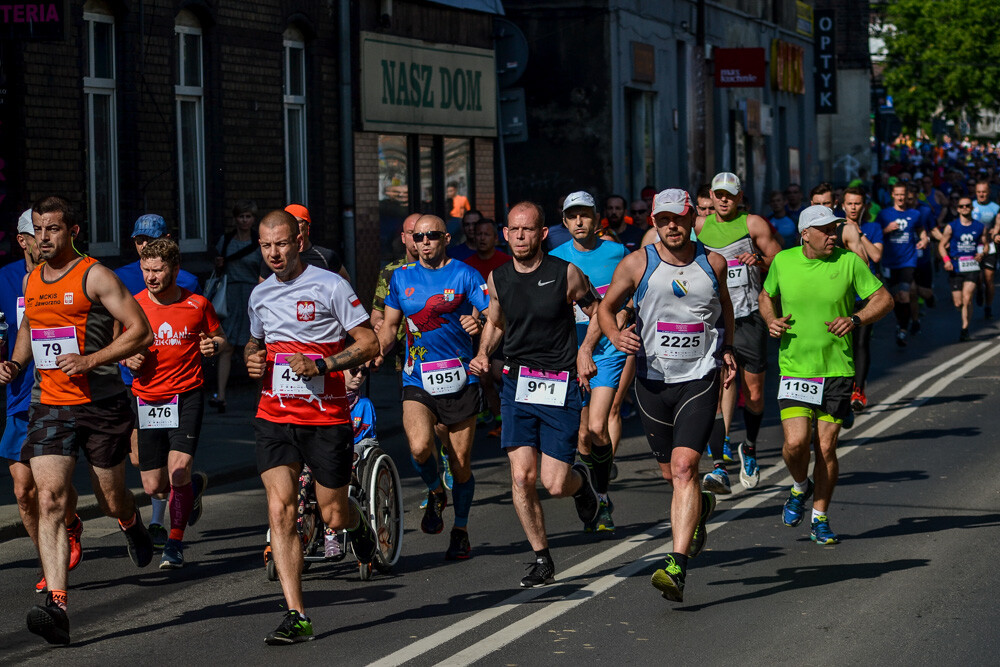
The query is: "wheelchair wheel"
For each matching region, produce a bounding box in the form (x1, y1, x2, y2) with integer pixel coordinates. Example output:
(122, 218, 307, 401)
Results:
(361, 448, 404, 572)
(264, 547, 278, 582)
(359, 560, 373, 581)
(300, 506, 321, 572)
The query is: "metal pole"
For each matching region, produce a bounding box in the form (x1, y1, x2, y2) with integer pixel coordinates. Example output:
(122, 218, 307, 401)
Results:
(339, 0, 356, 279)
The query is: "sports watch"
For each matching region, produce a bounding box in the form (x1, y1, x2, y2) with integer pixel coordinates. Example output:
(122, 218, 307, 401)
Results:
(850, 315, 862, 328)
(314, 357, 329, 376)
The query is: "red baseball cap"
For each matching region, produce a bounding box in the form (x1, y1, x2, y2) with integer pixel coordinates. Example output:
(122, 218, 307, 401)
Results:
(284, 204, 311, 223)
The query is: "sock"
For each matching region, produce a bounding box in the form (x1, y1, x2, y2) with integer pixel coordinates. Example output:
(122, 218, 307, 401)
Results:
(451, 473, 475, 528)
(534, 547, 551, 561)
(50, 589, 67, 610)
(894, 302, 911, 329)
(793, 479, 810, 494)
(588, 443, 614, 494)
(151, 497, 167, 527)
(410, 453, 442, 492)
(668, 552, 689, 570)
(709, 416, 726, 463)
(290, 609, 310, 621)
(812, 507, 828, 522)
(742, 408, 763, 451)
(168, 482, 194, 542)
(119, 512, 138, 530)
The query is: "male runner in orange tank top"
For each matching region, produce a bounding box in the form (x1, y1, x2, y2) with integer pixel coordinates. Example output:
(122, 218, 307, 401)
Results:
(0, 196, 154, 646)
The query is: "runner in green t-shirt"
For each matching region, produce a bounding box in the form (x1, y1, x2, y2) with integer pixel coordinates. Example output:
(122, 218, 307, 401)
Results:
(759, 205, 892, 546)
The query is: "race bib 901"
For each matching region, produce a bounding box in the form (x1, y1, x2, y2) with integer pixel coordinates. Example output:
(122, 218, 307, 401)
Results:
(515, 367, 569, 407)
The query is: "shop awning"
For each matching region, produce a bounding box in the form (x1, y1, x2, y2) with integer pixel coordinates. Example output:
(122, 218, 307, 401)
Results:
(424, 0, 505, 15)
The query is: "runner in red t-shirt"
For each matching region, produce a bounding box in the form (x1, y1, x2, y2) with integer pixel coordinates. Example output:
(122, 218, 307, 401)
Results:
(461, 218, 511, 280)
(124, 238, 227, 569)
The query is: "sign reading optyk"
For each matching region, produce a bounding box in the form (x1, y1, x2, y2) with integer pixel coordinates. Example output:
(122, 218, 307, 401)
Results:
(360, 31, 497, 137)
(815, 10, 837, 114)
(714, 48, 766, 88)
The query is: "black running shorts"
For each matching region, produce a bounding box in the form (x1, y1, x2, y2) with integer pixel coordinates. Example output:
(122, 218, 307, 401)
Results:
(401, 381, 482, 426)
(633, 370, 720, 463)
(134, 388, 206, 472)
(253, 418, 354, 489)
(733, 311, 768, 374)
(25, 393, 134, 469)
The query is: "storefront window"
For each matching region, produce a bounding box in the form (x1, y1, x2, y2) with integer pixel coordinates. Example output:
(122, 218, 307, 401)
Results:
(444, 138, 472, 235)
(378, 134, 409, 262)
(419, 144, 435, 214)
(625, 90, 656, 203)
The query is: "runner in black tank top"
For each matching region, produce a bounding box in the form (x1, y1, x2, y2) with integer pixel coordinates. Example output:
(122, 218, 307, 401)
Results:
(469, 201, 602, 589)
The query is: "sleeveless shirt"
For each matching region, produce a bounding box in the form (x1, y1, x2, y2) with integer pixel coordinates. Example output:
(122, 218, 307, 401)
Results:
(697, 212, 762, 318)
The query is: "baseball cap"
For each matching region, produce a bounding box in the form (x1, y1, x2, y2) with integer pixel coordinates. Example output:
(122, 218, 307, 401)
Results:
(285, 204, 311, 223)
(17, 209, 33, 235)
(131, 214, 167, 239)
(710, 172, 741, 195)
(562, 191, 596, 212)
(640, 186, 657, 200)
(651, 189, 692, 216)
(797, 204, 844, 234)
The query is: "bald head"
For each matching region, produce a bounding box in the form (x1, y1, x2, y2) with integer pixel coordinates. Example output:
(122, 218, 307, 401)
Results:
(508, 201, 545, 230)
(402, 212, 421, 233)
(414, 214, 447, 234)
(259, 209, 298, 238)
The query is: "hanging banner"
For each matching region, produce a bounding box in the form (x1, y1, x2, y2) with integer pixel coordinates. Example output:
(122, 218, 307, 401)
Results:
(815, 10, 837, 114)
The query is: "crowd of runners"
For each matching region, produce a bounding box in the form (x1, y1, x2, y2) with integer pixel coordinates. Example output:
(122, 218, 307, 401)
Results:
(3, 136, 1000, 645)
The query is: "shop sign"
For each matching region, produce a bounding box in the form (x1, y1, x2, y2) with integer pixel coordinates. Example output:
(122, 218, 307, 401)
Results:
(815, 10, 837, 114)
(361, 31, 497, 137)
(0, 1, 65, 39)
(714, 48, 765, 88)
(770, 39, 805, 95)
(796, 1, 813, 37)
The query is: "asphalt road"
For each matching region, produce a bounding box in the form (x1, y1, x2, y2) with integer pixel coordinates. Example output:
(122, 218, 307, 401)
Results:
(2, 301, 999, 665)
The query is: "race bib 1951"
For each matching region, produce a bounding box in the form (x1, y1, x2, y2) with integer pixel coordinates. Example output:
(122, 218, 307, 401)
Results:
(30, 326, 80, 370)
(420, 358, 467, 396)
(515, 367, 569, 407)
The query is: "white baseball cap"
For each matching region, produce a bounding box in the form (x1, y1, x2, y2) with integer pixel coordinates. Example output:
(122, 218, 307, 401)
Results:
(562, 191, 596, 212)
(711, 172, 742, 195)
(651, 189, 692, 216)
(17, 209, 33, 235)
(797, 204, 844, 234)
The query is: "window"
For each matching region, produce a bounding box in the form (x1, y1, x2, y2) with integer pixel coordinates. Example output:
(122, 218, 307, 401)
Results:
(444, 138, 471, 222)
(284, 28, 307, 205)
(175, 10, 206, 251)
(377, 134, 409, 263)
(625, 90, 656, 204)
(83, 1, 119, 255)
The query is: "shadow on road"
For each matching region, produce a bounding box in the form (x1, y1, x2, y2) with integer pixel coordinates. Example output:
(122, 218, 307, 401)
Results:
(837, 470, 930, 486)
(846, 513, 1000, 540)
(862, 427, 980, 445)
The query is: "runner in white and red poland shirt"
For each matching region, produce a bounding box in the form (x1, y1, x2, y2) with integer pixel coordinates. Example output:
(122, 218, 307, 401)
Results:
(244, 210, 380, 645)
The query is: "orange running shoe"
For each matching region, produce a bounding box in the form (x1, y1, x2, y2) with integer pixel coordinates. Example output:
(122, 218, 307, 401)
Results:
(35, 573, 46, 594)
(851, 389, 867, 413)
(67, 515, 83, 571)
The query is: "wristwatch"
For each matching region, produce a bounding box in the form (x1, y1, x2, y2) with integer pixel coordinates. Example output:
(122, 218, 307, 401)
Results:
(314, 357, 329, 376)
(850, 315, 862, 328)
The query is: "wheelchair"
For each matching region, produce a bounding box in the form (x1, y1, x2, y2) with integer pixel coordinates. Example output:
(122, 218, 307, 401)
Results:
(264, 438, 403, 581)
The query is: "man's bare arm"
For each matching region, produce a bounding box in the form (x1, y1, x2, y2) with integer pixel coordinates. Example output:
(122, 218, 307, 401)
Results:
(81, 265, 153, 368)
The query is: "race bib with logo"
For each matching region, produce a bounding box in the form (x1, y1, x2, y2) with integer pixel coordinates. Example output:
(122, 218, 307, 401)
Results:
(272, 353, 325, 396)
(137, 395, 180, 429)
(656, 322, 705, 359)
(30, 326, 81, 370)
(957, 256, 980, 273)
(515, 367, 570, 407)
(16, 297, 24, 329)
(726, 260, 748, 288)
(420, 358, 467, 396)
(778, 376, 824, 405)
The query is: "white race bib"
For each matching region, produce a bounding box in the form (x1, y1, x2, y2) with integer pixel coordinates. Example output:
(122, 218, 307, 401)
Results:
(778, 376, 824, 405)
(30, 326, 80, 370)
(957, 256, 980, 273)
(515, 367, 570, 407)
(272, 353, 325, 396)
(656, 322, 705, 359)
(16, 297, 24, 329)
(420, 358, 467, 396)
(137, 395, 180, 429)
(573, 284, 608, 324)
(726, 260, 748, 288)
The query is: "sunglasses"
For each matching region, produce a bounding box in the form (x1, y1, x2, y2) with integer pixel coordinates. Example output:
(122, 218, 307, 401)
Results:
(412, 231, 446, 242)
(958, 204, 973, 208)
(630, 209, 648, 216)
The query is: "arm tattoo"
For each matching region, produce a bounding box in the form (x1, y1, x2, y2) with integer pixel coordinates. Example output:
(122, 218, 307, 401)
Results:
(327, 345, 370, 373)
(244, 336, 264, 363)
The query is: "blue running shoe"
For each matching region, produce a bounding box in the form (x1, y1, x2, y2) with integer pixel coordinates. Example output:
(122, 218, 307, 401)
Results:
(738, 443, 760, 489)
(701, 465, 731, 495)
(782, 480, 814, 527)
(810, 515, 840, 544)
(159, 539, 185, 570)
(722, 436, 735, 463)
(440, 446, 454, 490)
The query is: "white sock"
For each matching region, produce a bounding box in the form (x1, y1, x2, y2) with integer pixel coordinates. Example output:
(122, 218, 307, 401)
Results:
(151, 498, 167, 526)
(812, 507, 827, 522)
(792, 479, 810, 494)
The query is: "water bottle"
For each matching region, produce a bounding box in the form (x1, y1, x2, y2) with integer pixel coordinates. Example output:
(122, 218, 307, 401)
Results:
(0, 312, 7, 363)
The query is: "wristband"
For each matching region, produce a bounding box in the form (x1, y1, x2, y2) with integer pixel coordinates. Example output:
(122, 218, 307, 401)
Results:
(212, 340, 219, 354)
(9, 359, 22, 374)
(942, 255, 950, 262)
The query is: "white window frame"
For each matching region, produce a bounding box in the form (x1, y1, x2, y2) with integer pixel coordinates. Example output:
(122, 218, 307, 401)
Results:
(175, 23, 207, 252)
(83, 10, 119, 256)
(283, 37, 308, 205)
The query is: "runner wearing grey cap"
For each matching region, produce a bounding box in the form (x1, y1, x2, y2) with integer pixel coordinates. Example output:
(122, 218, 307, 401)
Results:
(696, 172, 782, 494)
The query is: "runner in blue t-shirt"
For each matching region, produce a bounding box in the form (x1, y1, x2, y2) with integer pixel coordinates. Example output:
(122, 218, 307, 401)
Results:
(876, 182, 928, 347)
(377, 214, 489, 561)
(940, 194, 989, 341)
(550, 191, 627, 533)
(972, 179, 1000, 319)
(908, 184, 937, 335)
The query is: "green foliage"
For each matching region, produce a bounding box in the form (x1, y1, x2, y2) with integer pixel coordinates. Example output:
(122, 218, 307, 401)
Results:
(881, 0, 1000, 130)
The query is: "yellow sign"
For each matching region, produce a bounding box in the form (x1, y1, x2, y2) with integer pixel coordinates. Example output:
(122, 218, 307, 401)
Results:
(796, 1, 814, 37)
(770, 39, 805, 95)
(360, 31, 497, 137)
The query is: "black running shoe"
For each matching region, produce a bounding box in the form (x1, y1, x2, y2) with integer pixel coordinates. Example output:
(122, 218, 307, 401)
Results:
(445, 527, 472, 560)
(420, 489, 448, 534)
(264, 610, 314, 645)
(520, 556, 555, 588)
(688, 491, 716, 558)
(651, 555, 686, 602)
(571, 462, 599, 525)
(349, 498, 378, 564)
(119, 513, 153, 568)
(960, 328, 971, 342)
(26, 593, 70, 645)
(188, 471, 209, 527)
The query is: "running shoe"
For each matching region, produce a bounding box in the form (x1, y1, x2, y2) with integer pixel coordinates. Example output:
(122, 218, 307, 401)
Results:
(476, 410, 493, 425)
(701, 465, 731, 495)
(26, 592, 70, 645)
(722, 436, 735, 463)
(782, 480, 814, 527)
(119, 513, 154, 568)
(738, 443, 760, 489)
(520, 556, 555, 588)
(851, 389, 867, 413)
(595, 498, 615, 532)
(650, 554, 685, 602)
(960, 328, 971, 342)
(987, 306, 994, 321)
(159, 539, 184, 569)
(445, 527, 472, 560)
(349, 499, 379, 564)
(609, 461, 619, 481)
(421, 489, 448, 534)
(487, 423, 502, 438)
(208, 394, 226, 414)
(909, 319, 921, 335)
(810, 515, 840, 545)
(67, 515, 83, 571)
(324, 531, 342, 559)
(440, 448, 454, 490)
(895, 327, 908, 347)
(148, 523, 168, 551)
(419, 496, 429, 510)
(688, 491, 716, 558)
(35, 573, 46, 594)
(188, 471, 209, 527)
(264, 610, 314, 645)
(843, 409, 855, 430)
(571, 462, 599, 524)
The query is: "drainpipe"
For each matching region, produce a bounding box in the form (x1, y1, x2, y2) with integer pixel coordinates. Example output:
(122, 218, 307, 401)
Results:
(338, 0, 356, 279)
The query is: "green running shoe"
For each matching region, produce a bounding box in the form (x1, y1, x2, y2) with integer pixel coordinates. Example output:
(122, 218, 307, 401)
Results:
(264, 610, 314, 645)
(651, 554, 686, 602)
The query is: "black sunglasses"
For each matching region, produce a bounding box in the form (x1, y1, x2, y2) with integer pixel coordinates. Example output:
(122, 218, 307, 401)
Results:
(412, 231, 446, 242)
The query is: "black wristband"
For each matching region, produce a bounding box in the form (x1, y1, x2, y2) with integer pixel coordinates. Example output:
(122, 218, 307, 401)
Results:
(9, 359, 22, 376)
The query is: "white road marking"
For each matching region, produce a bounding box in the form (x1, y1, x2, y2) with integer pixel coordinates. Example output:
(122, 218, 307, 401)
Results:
(372, 339, 999, 667)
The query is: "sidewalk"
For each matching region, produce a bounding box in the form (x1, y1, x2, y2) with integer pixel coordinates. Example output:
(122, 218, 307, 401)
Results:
(0, 367, 425, 542)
